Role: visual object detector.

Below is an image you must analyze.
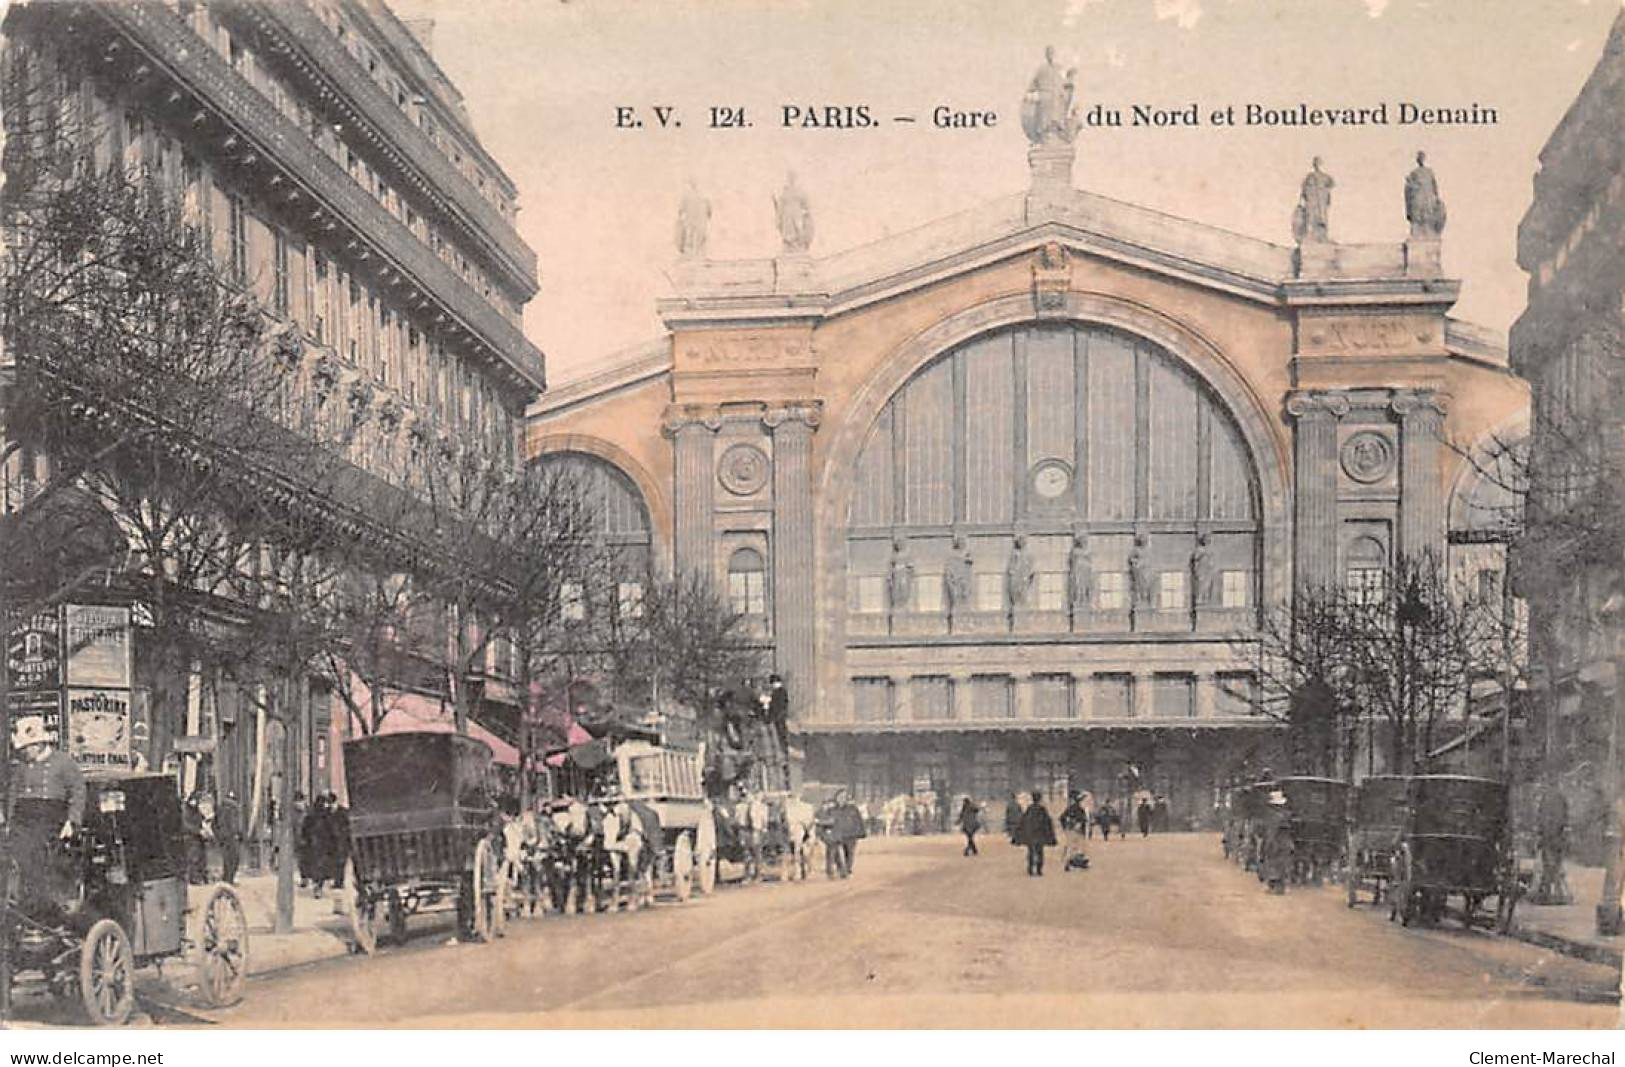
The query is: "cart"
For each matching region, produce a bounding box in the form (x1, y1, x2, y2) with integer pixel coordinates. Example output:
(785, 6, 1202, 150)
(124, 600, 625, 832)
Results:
(2, 772, 248, 1025)
(1345, 775, 1409, 907)
(1387, 774, 1521, 932)
(340, 732, 506, 954)
(612, 739, 709, 901)
(1235, 780, 1275, 873)
(1277, 776, 1348, 885)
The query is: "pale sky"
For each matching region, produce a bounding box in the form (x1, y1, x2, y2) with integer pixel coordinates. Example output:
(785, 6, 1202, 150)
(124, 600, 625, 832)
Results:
(390, 0, 1621, 386)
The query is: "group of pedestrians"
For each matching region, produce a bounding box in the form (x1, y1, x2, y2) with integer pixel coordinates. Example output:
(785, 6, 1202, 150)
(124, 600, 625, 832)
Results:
(181, 787, 244, 885)
(951, 788, 1178, 877)
(297, 791, 353, 897)
(816, 789, 867, 878)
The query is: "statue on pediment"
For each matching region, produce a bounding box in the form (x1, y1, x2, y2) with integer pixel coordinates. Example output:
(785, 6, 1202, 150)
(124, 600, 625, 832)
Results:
(1405, 151, 1447, 238)
(1021, 46, 1079, 147)
(774, 171, 814, 254)
(676, 179, 711, 258)
(1006, 532, 1036, 611)
(1292, 157, 1334, 244)
(888, 535, 916, 613)
(1067, 528, 1093, 613)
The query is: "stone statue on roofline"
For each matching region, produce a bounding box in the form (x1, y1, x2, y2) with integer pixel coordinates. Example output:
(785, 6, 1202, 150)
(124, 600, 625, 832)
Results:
(1292, 157, 1334, 244)
(676, 179, 711, 258)
(774, 171, 814, 255)
(1404, 151, 1447, 239)
(1021, 46, 1080, 147)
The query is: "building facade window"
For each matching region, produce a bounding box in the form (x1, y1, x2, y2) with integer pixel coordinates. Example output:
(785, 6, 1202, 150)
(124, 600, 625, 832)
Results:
(852, 678, 892, 724)
(559, 580, 585, 623)
(852, 575, 885, 614)
(1032, 673, 1074, 719)
(1036, 571, 1066, 611)
(616, 581, 644, 620)
(1221, 570, 1249, 608)
(1097, 571, 1127, 610)
(227, 194, 246, 285)
(970, 674, 1013, 719)
(1157, 571, 1186, 610)
(272, 231, 289, 315)
(1152, 673, 1196, 718)
(975, 573, 1004, 612)
(1216, 671, 1257, 717)
(728, 548, 766, 617)
(1095, 673, 1134, 718)
(915, 574, 943, 613)
(910, 676, 952, 722)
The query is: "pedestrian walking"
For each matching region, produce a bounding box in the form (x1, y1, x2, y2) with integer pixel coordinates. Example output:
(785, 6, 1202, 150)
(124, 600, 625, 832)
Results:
(834, 789, 867, 876)
(1015, 790, 1057, 876)
(816, 797, 844, 878)
(327, 792, 352, 889)
(302, 793, 333, 897)
(958, 797, 981, 856)
(1153, 794, 1170, 832)
(1136, 797, 1153, 838)
(1003, 792, 1022, 843)
(1058, 791, 1088, 871)
(182, 790, 210, 885)
(1260, 790, 1293, 894)
(1081, 790, 1096, 839)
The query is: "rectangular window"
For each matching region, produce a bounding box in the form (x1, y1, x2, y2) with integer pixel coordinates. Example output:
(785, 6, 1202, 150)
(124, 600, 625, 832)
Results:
(729, 571, 766, 617)
(1216, 671, 1257, 718)
(272, 231, 289, 314)
(1221, 570, 1249, 609)
(616, 581, 644, 620)
(1036, 571, 1066, 612)
(971, 675, 1012, 719)
(911, 676, 952, 722)
(1158, 571, 1187, 611)
(1032, 674, 1074, 720)
(975, 572, 1004, 613)
(971, 755, 1008, 804)
(559, 581, 585, 623)
(853, 678, 891, 724)
(853, 575, 885, 614)
(1346, 567, 1386, 606)
(1095, 673, 1134, 718)
(313, 255, 330, 343)
(1153, 673, 1196, 718)
(1096, 571, 1126, 610)
(915, 573, 943, 614)
(227, 194, 246, 284)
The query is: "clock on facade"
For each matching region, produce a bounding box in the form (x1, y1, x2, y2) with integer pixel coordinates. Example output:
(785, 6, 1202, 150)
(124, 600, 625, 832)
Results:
(1031, 460, 1072, 500)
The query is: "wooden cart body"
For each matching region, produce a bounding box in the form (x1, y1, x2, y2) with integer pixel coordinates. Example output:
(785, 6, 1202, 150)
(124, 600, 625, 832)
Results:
(1345, 775, 1409, 906)
(1277, 776, 1349, 884)
(3, 772, 248, 1024)
(1389, 774, 1520, 931)
(341, 732, 504, 951)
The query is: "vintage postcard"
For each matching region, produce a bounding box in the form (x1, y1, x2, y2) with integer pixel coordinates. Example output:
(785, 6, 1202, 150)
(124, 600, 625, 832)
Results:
(0, 0, 1621, 1035)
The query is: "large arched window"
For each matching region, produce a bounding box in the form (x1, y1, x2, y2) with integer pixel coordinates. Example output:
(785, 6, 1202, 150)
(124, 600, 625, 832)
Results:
(845, 323, 1261, 635)
(728, 547, 767, 617)
(532, 451, 652, 618)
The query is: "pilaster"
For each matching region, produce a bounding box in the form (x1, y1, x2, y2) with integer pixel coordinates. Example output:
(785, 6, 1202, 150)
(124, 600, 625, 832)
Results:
(766, 401, 821, 718)
(662, 404, 721, 580)
(1285, 390, 1350, 591)
(1391, 389, 1448, 563)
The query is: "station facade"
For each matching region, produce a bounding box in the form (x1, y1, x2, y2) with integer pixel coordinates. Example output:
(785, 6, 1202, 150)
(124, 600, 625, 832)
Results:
(529, 124, 1527, 827)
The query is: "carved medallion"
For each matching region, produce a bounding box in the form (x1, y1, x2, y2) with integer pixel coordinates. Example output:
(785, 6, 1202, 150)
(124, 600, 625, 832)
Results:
(1340, 430, 1395, 484)
(718, 443, 770, 496)
(1030, 459, 1073, 501)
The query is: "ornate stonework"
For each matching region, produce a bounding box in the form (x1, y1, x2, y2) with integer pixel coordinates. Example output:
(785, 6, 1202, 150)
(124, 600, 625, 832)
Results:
(1031, 241, 1071, 316)
(717, 443, 770, 496)
(1340, 430, 1395, 484)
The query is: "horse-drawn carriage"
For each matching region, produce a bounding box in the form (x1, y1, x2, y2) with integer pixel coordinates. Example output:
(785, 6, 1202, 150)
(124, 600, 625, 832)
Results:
(1387, 774, 1521, 932)
(340, 731, 507, 954)
(1228, 780, 1275, 872)
(1345, 775, 1408, 907)
(1276, 776, 1348, 886)
(2, 772, 248, 1025)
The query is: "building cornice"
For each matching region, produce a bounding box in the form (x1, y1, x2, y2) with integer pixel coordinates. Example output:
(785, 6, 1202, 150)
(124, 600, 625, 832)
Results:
(87, 2, 547, 394)
(224, 0, 538, 298)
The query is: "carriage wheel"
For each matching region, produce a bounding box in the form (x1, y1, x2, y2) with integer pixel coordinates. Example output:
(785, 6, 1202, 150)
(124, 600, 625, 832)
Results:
(470, 838, 499, 942)
(79, 919, 135, 1026)
(673, 833, 695, 902)
(342, 860, 381, 956)
(194, 884, 248, 1008)
(387, 890, 408, 945)
(698, 846, 718, 895)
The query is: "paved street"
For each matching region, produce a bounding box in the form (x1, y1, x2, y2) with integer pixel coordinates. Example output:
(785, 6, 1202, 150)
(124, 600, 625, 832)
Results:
(17, 833, 1621, 1028)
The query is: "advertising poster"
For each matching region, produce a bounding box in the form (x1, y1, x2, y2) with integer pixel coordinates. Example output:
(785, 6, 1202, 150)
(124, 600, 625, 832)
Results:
(63, 603, 132, 688)
(5, 609, 62, 692)
(64, 686, 133, 769)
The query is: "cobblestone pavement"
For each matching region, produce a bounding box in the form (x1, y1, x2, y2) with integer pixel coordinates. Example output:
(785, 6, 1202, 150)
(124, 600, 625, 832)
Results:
(13, 833, 1620, 1027)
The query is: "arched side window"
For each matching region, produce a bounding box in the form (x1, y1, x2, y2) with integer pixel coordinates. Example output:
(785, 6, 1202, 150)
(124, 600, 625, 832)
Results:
(728, 547, 766, 617)
(1345, 535, 1388, 605)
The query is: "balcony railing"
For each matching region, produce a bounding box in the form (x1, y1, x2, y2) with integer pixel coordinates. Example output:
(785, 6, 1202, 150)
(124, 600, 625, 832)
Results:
(236, 0, 537, 295)
(100, 3, 546, 391)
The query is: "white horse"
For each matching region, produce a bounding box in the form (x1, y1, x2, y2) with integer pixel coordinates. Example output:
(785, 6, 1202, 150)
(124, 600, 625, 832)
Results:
(606, 804, 654, 912)
(782, 797, 818, 881)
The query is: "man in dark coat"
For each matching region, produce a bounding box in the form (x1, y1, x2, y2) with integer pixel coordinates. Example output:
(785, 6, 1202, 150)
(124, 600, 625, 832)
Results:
(302, 794, 332, 897)
(958, 797, 981, 856)
(1016, 790, 1057, 876)
(1003, 793, 1022, 842)
(6, 715, 87, 913)
(1136, 798, 1153, 837)
(832, 790, 867, 877)
(764, 674, 790, 749)
(326, 793, 352, 889)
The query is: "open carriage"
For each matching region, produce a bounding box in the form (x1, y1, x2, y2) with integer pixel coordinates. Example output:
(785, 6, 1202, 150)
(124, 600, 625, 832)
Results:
(1345, 775, 1409, 907)
(1387, 774, 1521, 932)
(1276, 776, 1348, 885)
(340, 732, 506, 954)
(2, 773, 248, 1025)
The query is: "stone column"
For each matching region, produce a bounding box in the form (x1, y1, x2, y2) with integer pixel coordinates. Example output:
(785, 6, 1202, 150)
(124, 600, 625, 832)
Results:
(1196, 671, 1218, 720)
(662, 404, 720, 581)
(1285, 391, 1349, 592)
(766, 402, 821, 719)
(1392, 389, 1448, 565)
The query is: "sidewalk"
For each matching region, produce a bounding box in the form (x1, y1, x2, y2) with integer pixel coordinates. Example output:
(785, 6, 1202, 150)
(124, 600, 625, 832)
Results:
(1507, 863, 1623, 971)
(230, 872, 355, 976)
